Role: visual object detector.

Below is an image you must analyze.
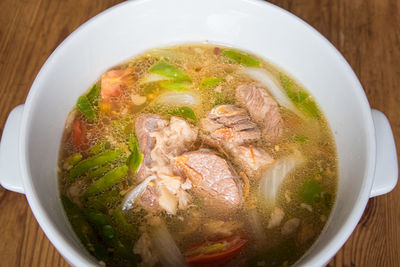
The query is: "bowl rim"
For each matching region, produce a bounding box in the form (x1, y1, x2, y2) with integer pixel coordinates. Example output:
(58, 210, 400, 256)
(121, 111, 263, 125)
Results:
(18, 0, 376, 266)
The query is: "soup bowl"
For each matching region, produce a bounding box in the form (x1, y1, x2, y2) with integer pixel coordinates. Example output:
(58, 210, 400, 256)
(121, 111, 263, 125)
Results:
(0, 0, 398, 266)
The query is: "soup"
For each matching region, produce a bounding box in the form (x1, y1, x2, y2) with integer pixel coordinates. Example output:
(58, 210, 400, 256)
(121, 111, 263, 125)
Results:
(58, 44, 337, 266)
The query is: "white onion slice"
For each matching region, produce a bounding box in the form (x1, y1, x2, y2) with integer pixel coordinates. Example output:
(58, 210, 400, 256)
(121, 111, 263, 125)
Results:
(260, 151, 304, 203)
(151, 220, 187, 267)
(121, 175, 156, 210)
(140, 73, 170, 84)
(247, 208, 267, 246)
(155, 91, 200, 107)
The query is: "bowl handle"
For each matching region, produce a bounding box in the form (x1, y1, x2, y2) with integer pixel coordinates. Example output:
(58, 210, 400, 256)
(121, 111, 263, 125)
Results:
(0, 105, 25, 194)
(370, 109, 398, 197)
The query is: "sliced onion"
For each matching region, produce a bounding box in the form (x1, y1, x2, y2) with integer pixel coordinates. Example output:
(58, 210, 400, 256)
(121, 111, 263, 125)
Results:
(150, 220, 187, 267)
(121, 175, 156, 210)
(259, 151, 304, 203)
(141, 73, 170, 84)
(247, 208, 266, 246)
(155, 91, 200, 107)
(242, 67, 303, 117)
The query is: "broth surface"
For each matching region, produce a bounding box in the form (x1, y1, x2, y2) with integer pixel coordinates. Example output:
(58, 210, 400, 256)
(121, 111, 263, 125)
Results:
(58, 44, 337, 266)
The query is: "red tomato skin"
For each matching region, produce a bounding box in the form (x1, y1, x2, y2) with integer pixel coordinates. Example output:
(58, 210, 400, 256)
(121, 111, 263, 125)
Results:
(185, 237, 248, 265)
(100, 69, 131, 99)
(72, 119, 87, 150)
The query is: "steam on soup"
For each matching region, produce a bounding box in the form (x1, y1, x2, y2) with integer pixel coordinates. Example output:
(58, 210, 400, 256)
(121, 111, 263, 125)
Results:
(58, 44, 337, 266)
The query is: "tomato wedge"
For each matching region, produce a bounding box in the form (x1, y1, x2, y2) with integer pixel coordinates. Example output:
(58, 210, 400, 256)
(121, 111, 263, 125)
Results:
(100, 69, 132, 99)
(184, 235, 248, 264)
(72, 118, 87, 150)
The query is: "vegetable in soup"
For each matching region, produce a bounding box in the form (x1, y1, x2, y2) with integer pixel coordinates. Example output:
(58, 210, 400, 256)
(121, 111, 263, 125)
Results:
(58, 44, 337, 266)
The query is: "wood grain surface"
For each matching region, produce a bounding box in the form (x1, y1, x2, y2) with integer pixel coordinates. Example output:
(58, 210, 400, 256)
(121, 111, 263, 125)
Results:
(0, 0, 399, 266)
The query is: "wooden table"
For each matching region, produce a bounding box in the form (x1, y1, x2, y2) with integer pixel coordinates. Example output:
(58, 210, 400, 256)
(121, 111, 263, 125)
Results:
(0, 0, 399, 266)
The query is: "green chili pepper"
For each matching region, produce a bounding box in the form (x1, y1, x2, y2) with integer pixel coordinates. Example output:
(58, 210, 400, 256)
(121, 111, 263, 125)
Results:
(68, 149, 123, 180)
(280, 74, 320, 118)
(112, 207, 139, 240)
(127, 136, 143, 172)
(128, 136, 138, 153)
(61, 195, 108, 261)
(280, 75, 308, 103)
(83, 209, 116, 247)
(200, 77, 223, 89)
(127, 151, 143, 173)
(160, 80, 191, 91)
(63, 153, 82, 170)
(112, 208, 131, 232)
(83, 165, 128, 198)
(85, 189, 122, 212)
(297, 98, 320, 118)
(88, 141, 108, 156)
(76, 95, 96, 122)
(287, 90, 309, 103)
(280, 74, 293, 92)
(148, 61, 192, 91)
(149, 61, 191, 82)
(62, 195, 92, 245)
(299, 179, 322, 205)
(87, 163, 115, 179)
(168, 106, 197, 122)
(86, 84, 101, 107)
(294, 134, 308, 143)
(222, 49, 260, 67)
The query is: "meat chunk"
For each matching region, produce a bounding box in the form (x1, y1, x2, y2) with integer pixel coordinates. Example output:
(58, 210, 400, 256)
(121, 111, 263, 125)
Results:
(136, 114, 197, 181)
(140, 185, 160, 210)
(267, 207, 285, 229)
(201, 105, 261, 146)
(200, 105, 274, 177)
(150, 116, 198, 163)
(134, 114, 198, 213)
(135, 114, 168, 170)
(231, 145, 274, 177)
(175, 149, 242, 211)
(236, 83, 283, 142)
(281, 218, 300, 235)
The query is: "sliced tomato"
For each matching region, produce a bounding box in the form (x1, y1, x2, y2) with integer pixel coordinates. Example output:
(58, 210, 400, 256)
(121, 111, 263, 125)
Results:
(100, 69, 132, 99)
(184, 235, 248, 264)
(72, 118, 87, 150)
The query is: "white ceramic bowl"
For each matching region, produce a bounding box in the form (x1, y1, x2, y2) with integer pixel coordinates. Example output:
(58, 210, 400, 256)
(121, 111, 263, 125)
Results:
(0, 0, 398, 266)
